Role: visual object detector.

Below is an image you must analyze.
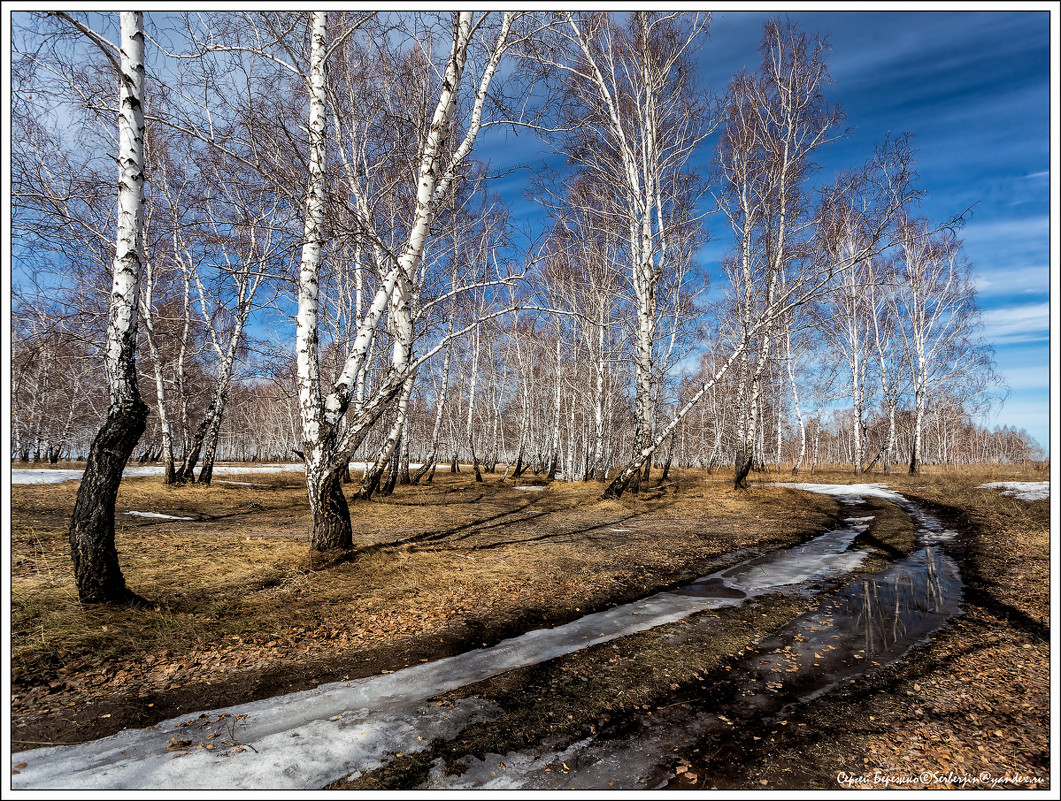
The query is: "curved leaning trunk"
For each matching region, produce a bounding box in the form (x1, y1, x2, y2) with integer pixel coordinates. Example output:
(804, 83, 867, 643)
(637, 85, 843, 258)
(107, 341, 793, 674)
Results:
(197, 406, 228, 485)
(382, 433, 403, 495)
(67, 12, 149, 604)
(69, 397, 149, 604)
(174, 394, 226, 484)
(307, 459, 353, 561)
(174, 416, 208, 483)
(733, 446, 754, 490)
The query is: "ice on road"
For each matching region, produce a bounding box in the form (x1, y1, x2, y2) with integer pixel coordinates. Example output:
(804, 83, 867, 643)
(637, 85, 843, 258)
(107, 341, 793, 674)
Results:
(12, 513, 874, 789)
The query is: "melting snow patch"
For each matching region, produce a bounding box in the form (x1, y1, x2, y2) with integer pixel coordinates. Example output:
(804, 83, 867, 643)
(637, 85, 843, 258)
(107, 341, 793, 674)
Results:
(124, 511, 195, 521)
(976, 482, 1049, 502)
(774, 482, 907, 504)
(714, 525, 869, 592)
(513, 486, 546, 491)
(11, 463, 307, 485)
(10, 469, 86, 485)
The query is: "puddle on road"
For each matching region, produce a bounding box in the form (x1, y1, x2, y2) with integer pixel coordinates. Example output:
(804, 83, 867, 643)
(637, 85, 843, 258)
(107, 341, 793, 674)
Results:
(428, 495, 963, 791)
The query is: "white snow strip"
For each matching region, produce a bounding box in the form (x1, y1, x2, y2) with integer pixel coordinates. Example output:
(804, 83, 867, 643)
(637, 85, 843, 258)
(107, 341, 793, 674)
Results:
(10, 464, 307, 485)
(976, 481, 1050, 501)
(124, 511, 195, 521)
(513, 486, 546, 491)
(774, 482, 907, 504)
(11, 518, 872, 790)
(712, 525, 869, 593)
(9, 469, 86, 484)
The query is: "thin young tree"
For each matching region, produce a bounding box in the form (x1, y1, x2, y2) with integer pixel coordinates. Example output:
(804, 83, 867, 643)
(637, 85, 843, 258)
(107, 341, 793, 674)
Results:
(891, 219, 992, 473)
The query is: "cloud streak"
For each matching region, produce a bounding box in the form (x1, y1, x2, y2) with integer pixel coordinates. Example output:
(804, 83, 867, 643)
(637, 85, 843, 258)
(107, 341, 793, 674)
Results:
(972, 264, 1049, 298)
(981, 302, 1050, 344)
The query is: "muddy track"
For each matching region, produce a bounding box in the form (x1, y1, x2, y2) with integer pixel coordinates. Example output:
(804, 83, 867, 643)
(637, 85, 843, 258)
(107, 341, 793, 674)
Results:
(12, 485, 969, 790)
(396, 489, 964, 790)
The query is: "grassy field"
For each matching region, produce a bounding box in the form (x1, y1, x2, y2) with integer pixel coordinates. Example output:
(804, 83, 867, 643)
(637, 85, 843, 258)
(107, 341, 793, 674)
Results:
(8, 461, 1051, 789)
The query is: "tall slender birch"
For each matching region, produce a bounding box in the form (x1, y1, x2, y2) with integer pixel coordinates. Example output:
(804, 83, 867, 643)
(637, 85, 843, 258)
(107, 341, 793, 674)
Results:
(65, 12, 151, 604)
(892, 220, 987, 474)
(292, 11, 517, 557)
(542, 11, 712, 493)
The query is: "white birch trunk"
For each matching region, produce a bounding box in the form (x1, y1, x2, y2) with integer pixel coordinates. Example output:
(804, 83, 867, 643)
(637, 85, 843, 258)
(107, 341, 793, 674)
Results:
(293, 12, 352, 555)
(785, 326, 806, 473)
(139, 261, 176, 483)
(67, 11, 151, 604)
(548, 335, 562, 478)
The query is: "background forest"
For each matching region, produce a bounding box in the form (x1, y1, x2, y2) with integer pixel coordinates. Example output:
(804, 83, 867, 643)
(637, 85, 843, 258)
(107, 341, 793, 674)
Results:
(10, 11, 1044, 502)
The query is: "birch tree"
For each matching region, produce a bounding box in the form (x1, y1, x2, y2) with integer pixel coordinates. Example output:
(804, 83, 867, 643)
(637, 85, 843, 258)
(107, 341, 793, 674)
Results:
(828, 248, 877, 473)
(863, 254, 906, 472)
(543, 11, 712, 493)
(175, 176, 280, 484)
(602, 22, 918, 496)
(292, 11, 517, 558)
(58, 12, 152, 604)
(891, 220, 991, 474)
(719, 20, 844, 488)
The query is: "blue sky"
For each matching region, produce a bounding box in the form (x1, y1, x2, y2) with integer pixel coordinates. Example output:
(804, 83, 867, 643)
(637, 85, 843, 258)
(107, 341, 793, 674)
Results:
(5, 8, 1054, 456)
(706, 10, 1053, 453)
(481, 8, 1055, 454)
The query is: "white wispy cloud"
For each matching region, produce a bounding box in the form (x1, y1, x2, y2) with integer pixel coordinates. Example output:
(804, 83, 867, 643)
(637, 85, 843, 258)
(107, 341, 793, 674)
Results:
(972, 264, 1050, 298)
(993, 365, 1051, 392)
(961, 216, 1051, 247)
(981, 302, 1051, 344)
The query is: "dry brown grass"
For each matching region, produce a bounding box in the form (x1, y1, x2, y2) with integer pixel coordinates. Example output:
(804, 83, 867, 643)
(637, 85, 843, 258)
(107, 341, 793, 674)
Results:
(10, 460, 1051, 780)
(10, 465, 844, 747)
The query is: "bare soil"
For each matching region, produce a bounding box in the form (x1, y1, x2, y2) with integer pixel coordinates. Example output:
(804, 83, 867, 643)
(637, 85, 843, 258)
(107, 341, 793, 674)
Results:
(8, 463, 1051, 790)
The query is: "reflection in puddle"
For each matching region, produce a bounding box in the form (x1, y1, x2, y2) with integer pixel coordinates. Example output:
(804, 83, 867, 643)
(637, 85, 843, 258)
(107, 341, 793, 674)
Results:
(747, 543, 960, 705)
(429, 493, 963, 791)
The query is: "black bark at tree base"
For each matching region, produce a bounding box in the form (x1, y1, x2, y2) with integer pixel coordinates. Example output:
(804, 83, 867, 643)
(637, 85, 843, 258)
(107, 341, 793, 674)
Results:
(309, 468, 354, 564)
(68, 396, 150, 605)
